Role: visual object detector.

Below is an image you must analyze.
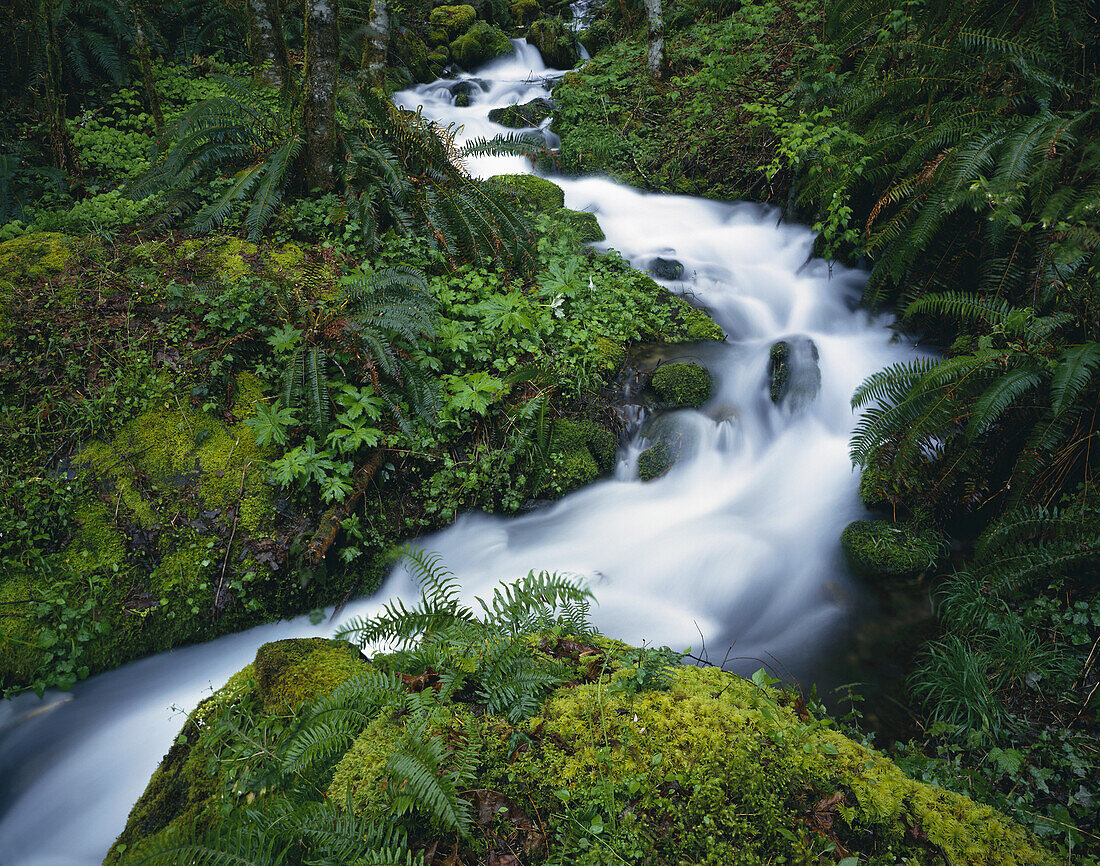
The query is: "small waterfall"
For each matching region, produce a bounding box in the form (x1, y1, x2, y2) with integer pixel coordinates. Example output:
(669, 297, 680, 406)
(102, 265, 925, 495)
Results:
(0, 40, 926, 866)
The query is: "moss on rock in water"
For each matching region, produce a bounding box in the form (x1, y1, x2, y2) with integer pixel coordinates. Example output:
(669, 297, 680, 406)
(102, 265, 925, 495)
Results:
(254, 637, 367, 713)
(489, 173, 565, 213)
(841, 519, 944, 578)
(553, 207, 605, 242)
(510, 0, 540, 25)
(649, 361, 711, 408)
(637, 439, 674, 481)
(450, 21, 514, 69)
(551, 417, 616, 494)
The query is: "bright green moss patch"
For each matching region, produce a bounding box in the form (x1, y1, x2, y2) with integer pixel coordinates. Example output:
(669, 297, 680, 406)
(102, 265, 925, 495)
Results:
(551, 417, 616, 494)
(0, 573, 45, 684)
(430, 4, 477, 39)
(450, 21, 514, 69)
(553, 207, 605, 242)
(637, 439, 674, 480)
(841, 519, 944, 578)
(649, 361, 711, 407)
(175, 236, 258, 282)
(489, 174, 566, 213)
(0, 231, 76, 285)
(253, 638, 366, 713)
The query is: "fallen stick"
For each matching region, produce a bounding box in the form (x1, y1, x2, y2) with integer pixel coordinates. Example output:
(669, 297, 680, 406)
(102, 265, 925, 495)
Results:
(305, 449, 386, 568)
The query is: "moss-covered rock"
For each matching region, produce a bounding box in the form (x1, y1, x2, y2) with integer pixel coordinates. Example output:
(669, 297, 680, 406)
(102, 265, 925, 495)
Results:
(649, 361, 711, 408)
(591, 335, 624, 374)
(488, 97, 554, 128)
(510, 0, 540, 25)
(637, 440, 674, 481)
(254, 638, 367, 713)
(175, 236, 259, 283)
(129, 653, 1050, 866)
(469, 0, 512, 27)
(551, 417, 616, 494)
(0, 572, 45, 685)
(0, 231, 76, 284)
(526, 16, 580, 69)
(553, 207, 605, 242)
(579, 18, 614, 54)
(394, 28, 438, 83)
(768, 335, 821, 409)
(488, 173, 565, 213)
(841, 519, 944, 578)
(429, 4, 477, 40)
(450, 21, 514, 69)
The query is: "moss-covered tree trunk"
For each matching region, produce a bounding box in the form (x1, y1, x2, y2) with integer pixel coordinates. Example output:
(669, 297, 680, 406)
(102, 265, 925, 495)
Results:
(361, 0, 389, 81)
(40, 0, 81, 173)
(302, 0, 339, 192)
(130, 1, 163, 132)
(642, 0, 666, 79)
(246, 0, 291, 87)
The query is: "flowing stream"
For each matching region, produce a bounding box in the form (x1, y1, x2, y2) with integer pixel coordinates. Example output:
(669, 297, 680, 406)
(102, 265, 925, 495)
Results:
(0, 43, 923, 866)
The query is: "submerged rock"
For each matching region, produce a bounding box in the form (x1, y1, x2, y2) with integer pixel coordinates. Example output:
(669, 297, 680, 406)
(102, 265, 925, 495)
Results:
(488, 97, 554, 128)
(768, 335, 821, 410)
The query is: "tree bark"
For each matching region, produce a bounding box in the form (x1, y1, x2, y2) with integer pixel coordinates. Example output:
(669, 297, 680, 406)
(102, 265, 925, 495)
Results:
(305, 450, 385, 566)
(361, 0, 389, 81)
(643, 0, 666, 80)
(246, 0, 291, 87)
(40, 0, 81, 173)
(302, 0, 339, 192)
(130, 1, 163, 132)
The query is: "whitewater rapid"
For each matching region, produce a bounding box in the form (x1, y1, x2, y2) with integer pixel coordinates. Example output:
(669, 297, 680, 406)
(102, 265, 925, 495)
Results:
(0, 42, 920, 865)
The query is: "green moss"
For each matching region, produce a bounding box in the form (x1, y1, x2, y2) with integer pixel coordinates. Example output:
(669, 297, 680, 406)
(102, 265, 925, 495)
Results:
(769, 339, 790, 403)
(430, 4, 477, 38)
(488, 173, 565, 213)
(488, 98, 555, 129)
(649, 361, 711, 408)
(0, 231, 75, 285)
(151, 535, 217, 597)
(449, 21, 514, 69)
(526, 16, 580, 69)
(684, 305, 724, 341)
(637, 440, 674, 481)
(105, 666, 258, 865)
(553, 207, 605, 242)
(510, 0, 540, 25)
(394, 28, 437, 83)
(253, 638, 367, 713)
(175, 236, 258, 283)
(591, 335, 625, 374)
(841, 519, 944, 578)
(0, 573, 46, 685)
(69, 501, 127, 574)
(550, 417, 616, 494)
(261, 243, 306, 279)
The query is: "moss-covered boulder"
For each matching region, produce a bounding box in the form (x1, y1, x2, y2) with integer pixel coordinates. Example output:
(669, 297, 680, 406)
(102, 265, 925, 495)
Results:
(254, 638, 366, 713)
(450, 21, 514, 69)
(526, 16, 580, 69)
(510, 0, 540, 25)
(429, 4, 476, 41)
(841, 519, 945, 578)
(551, 417, 616, 494)
(649, 361, 711, 408)
(488, 173, 565, 213)
(116, 649, 1051, 866)
(579, 18, 614, 54)
(488, 97, 554, 128)
(394, 28, 438, 83)
(637, 439, 674, 481)
(0, 231, 76, 285)
(553, 207, 605, 242)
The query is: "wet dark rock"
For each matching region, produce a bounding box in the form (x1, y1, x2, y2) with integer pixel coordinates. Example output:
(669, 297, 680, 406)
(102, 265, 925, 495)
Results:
(768, 335, 821, 410)
(648, 257, 684, 281)
(488, 97, 554, 128)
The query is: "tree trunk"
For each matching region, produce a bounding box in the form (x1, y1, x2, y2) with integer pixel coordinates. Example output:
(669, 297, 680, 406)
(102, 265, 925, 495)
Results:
(643, 0, 666, 80)
(302, 0, 339, 192)
(130, 1, 163, 132)
(361, 0, 389, 81)
(246, 0, 291, 87)
(41, 0, 81, 173)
